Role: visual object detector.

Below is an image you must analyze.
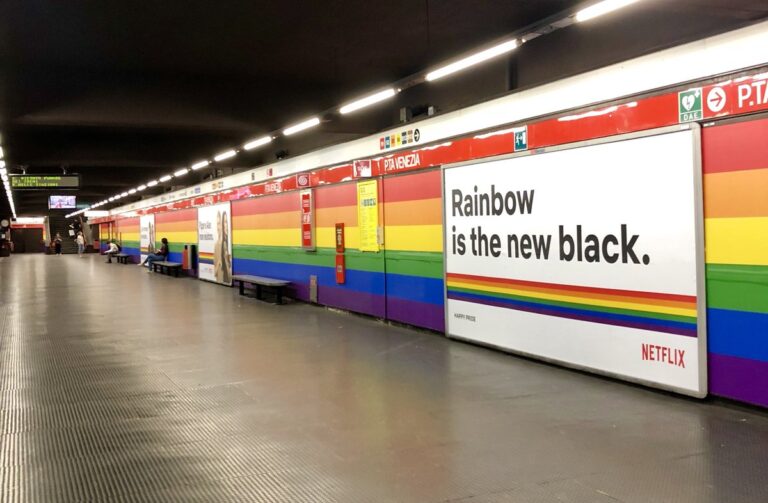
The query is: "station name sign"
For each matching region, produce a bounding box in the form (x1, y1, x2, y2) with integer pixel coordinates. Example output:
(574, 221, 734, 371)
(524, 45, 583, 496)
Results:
(9, 174, 81, 190)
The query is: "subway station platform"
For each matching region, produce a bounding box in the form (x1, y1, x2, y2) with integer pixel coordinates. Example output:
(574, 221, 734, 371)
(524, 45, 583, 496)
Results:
(1, 254, 767, 502)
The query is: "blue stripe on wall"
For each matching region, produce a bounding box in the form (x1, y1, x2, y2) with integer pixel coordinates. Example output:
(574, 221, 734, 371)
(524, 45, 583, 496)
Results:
(708, 307, 768, 362)
(385, 273, 444, 306)
(232, 258, 385, 295)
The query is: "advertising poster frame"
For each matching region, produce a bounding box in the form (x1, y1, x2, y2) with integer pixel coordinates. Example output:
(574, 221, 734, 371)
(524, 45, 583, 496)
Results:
(139, 214, 155, 264)
(197, 202, 233, 286)
(442, 124, 707, 397)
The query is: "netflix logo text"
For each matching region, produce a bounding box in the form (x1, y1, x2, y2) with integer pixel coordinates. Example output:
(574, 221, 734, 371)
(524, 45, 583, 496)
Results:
(641, 344, 686, 368)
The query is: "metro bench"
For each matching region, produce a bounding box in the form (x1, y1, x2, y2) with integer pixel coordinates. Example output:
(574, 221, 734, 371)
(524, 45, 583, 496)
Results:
(150, 261, 182, 277)
(232, 274, 290, 304)
(114, 253, 131, 264)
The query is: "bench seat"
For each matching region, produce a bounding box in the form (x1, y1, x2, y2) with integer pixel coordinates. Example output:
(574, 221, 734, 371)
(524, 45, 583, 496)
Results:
(232, 274, 290, 304)
(151, 261, 182, 277)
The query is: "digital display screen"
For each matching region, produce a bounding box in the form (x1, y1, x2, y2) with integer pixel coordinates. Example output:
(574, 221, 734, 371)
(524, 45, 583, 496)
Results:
(10, 175, 80, 189)
(49, 195, 77, 209)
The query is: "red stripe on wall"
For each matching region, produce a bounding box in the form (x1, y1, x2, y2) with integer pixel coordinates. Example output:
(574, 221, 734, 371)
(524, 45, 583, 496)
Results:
(703, 117, 768, 174)
(315, 182, 357, 209)
(232, 192, 298, 215)
(382, 169, 442, 203)
(155, 208, 197, 224)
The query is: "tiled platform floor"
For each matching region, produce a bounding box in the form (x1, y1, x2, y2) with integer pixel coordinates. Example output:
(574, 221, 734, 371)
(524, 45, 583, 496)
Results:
(1, 254, 767, 502)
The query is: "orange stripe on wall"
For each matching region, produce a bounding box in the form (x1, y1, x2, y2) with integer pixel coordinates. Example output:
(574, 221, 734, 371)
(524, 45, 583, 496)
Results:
(384, 198, 442, 226)
(705, 168, 768, 218)
(317, 205, 357, 227)
(155, 220, 197, 232)
(233, 211, 299, 230)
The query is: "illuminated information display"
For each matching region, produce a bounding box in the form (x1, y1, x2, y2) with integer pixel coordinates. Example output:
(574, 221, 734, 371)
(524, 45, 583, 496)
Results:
(10, 175, 80, 189)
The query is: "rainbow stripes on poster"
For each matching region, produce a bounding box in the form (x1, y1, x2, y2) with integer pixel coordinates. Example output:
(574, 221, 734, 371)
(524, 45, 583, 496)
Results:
(703, 118, 768, 407)
(447, 273, 697, 337)
(198, 252, 214, 265)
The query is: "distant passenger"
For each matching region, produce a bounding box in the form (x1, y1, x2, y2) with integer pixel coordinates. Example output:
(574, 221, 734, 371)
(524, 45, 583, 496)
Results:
(76, 232, 85, 257)
(143, 237, 169, 272)
(53, 233, 62, 255)
(105, 241, 120, 263)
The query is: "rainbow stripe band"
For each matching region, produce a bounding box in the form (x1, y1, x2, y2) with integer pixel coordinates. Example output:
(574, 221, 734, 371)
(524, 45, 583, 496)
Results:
(446, 273, 697, 337)
(199, 252, 214, 265)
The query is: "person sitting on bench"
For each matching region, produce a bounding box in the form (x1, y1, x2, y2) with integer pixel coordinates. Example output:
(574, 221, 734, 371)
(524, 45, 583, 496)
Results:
(105, 241, 120, 263)
(142, 237, 169, 271)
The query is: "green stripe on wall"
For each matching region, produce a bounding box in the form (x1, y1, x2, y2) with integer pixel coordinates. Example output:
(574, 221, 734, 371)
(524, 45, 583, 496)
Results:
(449, 286, 697, 324)
(706, 263, 768, 314)
(233, 245, 384, 273)
(384, 250, 443, 279)
(121, 240, 139, 247)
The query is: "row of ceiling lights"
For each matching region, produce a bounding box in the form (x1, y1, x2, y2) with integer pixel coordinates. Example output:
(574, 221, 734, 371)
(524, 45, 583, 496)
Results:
(0, 145, 16, 219)
(65, 0, 639, 219)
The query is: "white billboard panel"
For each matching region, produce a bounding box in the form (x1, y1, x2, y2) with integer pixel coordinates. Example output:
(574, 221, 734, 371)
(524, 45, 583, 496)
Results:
(197, 203, 233, 285)
(444, 127, 706, 397)
(139, 214, 155, 264)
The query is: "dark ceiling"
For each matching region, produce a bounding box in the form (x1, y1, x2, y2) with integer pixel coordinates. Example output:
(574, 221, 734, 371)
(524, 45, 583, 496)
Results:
(2, 0, 768, 216)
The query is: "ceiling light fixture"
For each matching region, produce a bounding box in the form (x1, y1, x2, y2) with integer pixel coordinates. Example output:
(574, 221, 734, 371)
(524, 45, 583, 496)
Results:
(283, 117, 320, 136)
(147, 180, 159, 187)
(339, 88, 398, 115)
(426, 39, 518, 82)
(0, 146, 4, 159)
(214, 150, 237, 162)
(191, 160, 209, 170)
(159, 175, 172, 182)
(243, 136, 272, 150)
(137, 185, 147, 191)
(575, 0, 641, 22)
(120, 192, 128, 197)
(173, 168, 190, 177)
(128, 188, 136, 195)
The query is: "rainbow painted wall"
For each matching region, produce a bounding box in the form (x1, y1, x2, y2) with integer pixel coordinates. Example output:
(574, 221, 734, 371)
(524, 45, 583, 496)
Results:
(116, 217, 140, 258)
(703, 118, 768, 408)
(155, 209, 198, 263)
(102, 123, 767, 409)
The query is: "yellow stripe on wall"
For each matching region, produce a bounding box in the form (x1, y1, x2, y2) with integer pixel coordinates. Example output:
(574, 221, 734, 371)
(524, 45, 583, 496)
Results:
(385, 225, 443, 252)
(158, 231, 198, 244)
(705, 216, 768, 265)
(316, 226, 360, 249)
(233, 228, 301, 247)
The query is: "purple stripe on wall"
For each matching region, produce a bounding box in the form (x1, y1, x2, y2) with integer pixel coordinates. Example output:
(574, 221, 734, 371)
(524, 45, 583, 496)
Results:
(709, 353, 768, 408)
(319, 286, 386, 318)
(387, 297, 445, 332)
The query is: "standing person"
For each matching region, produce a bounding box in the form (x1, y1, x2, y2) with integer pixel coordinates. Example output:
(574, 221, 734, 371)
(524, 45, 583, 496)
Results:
(53, 233, 63, 255)
(76, 232, 85, 257)
(143, 237, 169, 272)
(105, 240, 120, 263)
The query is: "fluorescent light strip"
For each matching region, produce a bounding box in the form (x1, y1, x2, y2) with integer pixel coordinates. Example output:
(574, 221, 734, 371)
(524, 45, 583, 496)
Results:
(243, 136, 272, 150)
(137, 185, 147, 191)
(283, 117, 320, 136)
(575, 0, 640, 22)
(128, 189, 136, 195)
(214, 150, 236, 162)
(191, 160, 209, 170)
(159, 175, 172, 182)
(173, 168, 190, 177)
(426, 39, 518, 82)
(339, 88, 398, 114)
(147, 180, 158, 187)
(0, 146, 3, 159)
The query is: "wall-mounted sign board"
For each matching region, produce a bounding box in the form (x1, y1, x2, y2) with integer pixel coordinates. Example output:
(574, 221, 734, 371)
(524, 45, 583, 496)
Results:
(10, 174, 81, 190)
(443, 125, 707, 398)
